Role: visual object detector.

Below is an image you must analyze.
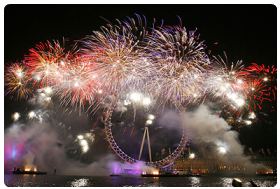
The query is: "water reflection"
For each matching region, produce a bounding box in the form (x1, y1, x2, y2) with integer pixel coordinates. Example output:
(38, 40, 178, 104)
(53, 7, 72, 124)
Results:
(4, 174, 277, 187)
(71, 178, 89, 187)
(221, 178, 233, 187)
(190, 176, 200, 187)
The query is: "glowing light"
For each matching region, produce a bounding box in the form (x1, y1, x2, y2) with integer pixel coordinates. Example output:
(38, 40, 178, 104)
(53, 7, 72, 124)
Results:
(235, 98, 245, 107)
(152, 170, 159, 175)
(74, 81, 80, 87)
(123, 100, 131, 106)
(142, 97, 151, 106)
(71, 178, 89, 187)
(220, 86, 227, 92)
(79, 138, 89, 153)
(146, 119, 153, 125)
(28, 111, 36, 119)
(244, 120, 252, 125)
(218, 146, 227, 155)
(226, 92, 245, 107)
(60, 60, 65, 66)
(225, 83, 231, 88)
(34, 75, 41, 81)
(45, 97, 52, 102)
(237, 79, 243, 84)
(148, 114, 155, 120)
(227, 92, 238, 100)
(44, 87, 53, 95)
(81, 145, 89, 153)
(77, 135, 84, 140)
(263, 77, 268, 82)
(248, 112, 256, 119)
(16, 69, 24, 78)
(80, 139, 88, 146)
(12, 112, 20, 121)
(129, 92, 142, 102)
(189, 153, 195, 159)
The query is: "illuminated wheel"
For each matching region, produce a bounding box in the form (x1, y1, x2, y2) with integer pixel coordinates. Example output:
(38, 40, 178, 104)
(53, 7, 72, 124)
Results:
(104, 94, 188, 168)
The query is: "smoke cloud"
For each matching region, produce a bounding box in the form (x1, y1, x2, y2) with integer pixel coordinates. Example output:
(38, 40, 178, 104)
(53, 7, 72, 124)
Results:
(4, 121, 116, 176)
(159, 105, 264, 173)
(5, 104, 264, 175)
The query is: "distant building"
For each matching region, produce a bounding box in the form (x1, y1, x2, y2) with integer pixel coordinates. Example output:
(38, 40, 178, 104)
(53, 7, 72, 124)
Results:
(173, 156, 276, 174)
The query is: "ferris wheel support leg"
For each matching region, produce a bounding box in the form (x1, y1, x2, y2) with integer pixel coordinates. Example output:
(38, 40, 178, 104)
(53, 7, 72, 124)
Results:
(146, 128, 152, 162)
(138, 127, 147, 160)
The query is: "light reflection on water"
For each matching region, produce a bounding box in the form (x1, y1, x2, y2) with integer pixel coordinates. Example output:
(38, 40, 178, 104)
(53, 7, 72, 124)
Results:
(4, 174, 277, 187)
(190, 177, 200, 187)
(221, 178, 233, 187)
(71, 178, 90, 187)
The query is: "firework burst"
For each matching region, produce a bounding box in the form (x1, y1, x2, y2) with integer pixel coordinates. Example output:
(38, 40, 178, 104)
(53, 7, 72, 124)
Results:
(4, 16, 277, 127)
(82, 16, 152, 105)
(24, 40, 77, 87)
(239, 63, 277, 110)
(5, 63, 31, 99)
(146, 24, 210, 109)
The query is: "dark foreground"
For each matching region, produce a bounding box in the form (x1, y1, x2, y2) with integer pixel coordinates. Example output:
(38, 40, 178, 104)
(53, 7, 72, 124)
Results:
(4, 174, 277, 187)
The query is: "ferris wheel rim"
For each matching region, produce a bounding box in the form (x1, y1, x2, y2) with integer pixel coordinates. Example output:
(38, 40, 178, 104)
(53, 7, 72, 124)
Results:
(104, 108, 188, 168)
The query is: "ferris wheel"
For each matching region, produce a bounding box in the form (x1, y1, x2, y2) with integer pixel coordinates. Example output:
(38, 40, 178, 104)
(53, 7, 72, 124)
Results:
(104, 92, 188, 168)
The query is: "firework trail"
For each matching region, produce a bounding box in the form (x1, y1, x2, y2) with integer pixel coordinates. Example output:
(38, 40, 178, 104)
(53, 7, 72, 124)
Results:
(205, 54, 246, 109)
(239, 63, 277, 110)
(145, 24, 210, 109)
(4, 15, 277, 127)
(82, 15, 152, 103)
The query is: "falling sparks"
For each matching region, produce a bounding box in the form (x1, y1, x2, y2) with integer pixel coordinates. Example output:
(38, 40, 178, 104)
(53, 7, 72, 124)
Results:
(76, 133, 95, 154)
(4, 15, 276, 129)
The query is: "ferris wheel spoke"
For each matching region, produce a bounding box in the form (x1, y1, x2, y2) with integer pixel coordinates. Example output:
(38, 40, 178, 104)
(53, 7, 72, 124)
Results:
(104, 108, 188, 168)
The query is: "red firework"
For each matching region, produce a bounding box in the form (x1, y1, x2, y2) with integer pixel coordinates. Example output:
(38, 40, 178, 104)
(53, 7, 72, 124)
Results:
(24, 41, 76, 87)
(238, 63, 277, 111)
(245, 79, 276, 111)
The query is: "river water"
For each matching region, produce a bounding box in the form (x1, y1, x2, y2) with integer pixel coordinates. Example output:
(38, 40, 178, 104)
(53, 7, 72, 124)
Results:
(4, 174, 277, 187)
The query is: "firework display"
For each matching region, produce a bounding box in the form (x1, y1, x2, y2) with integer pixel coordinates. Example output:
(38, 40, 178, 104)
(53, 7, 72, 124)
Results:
(5, 16, 276, 126)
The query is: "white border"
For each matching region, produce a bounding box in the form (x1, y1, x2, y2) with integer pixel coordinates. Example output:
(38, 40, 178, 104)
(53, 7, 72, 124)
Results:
(1, 1, 279, 189)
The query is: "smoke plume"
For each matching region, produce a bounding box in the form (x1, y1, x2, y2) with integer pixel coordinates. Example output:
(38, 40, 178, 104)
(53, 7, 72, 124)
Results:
(4, 121, 115, 176)
(159, 105, 264, 173)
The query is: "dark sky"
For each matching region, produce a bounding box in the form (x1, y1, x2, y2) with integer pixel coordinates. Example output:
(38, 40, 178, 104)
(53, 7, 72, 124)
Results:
(4, 4, 277, 150)
(5, 4, 276, 64)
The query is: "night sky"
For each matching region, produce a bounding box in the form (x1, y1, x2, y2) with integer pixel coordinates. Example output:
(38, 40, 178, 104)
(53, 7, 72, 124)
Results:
(4, 4, 277, 150)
